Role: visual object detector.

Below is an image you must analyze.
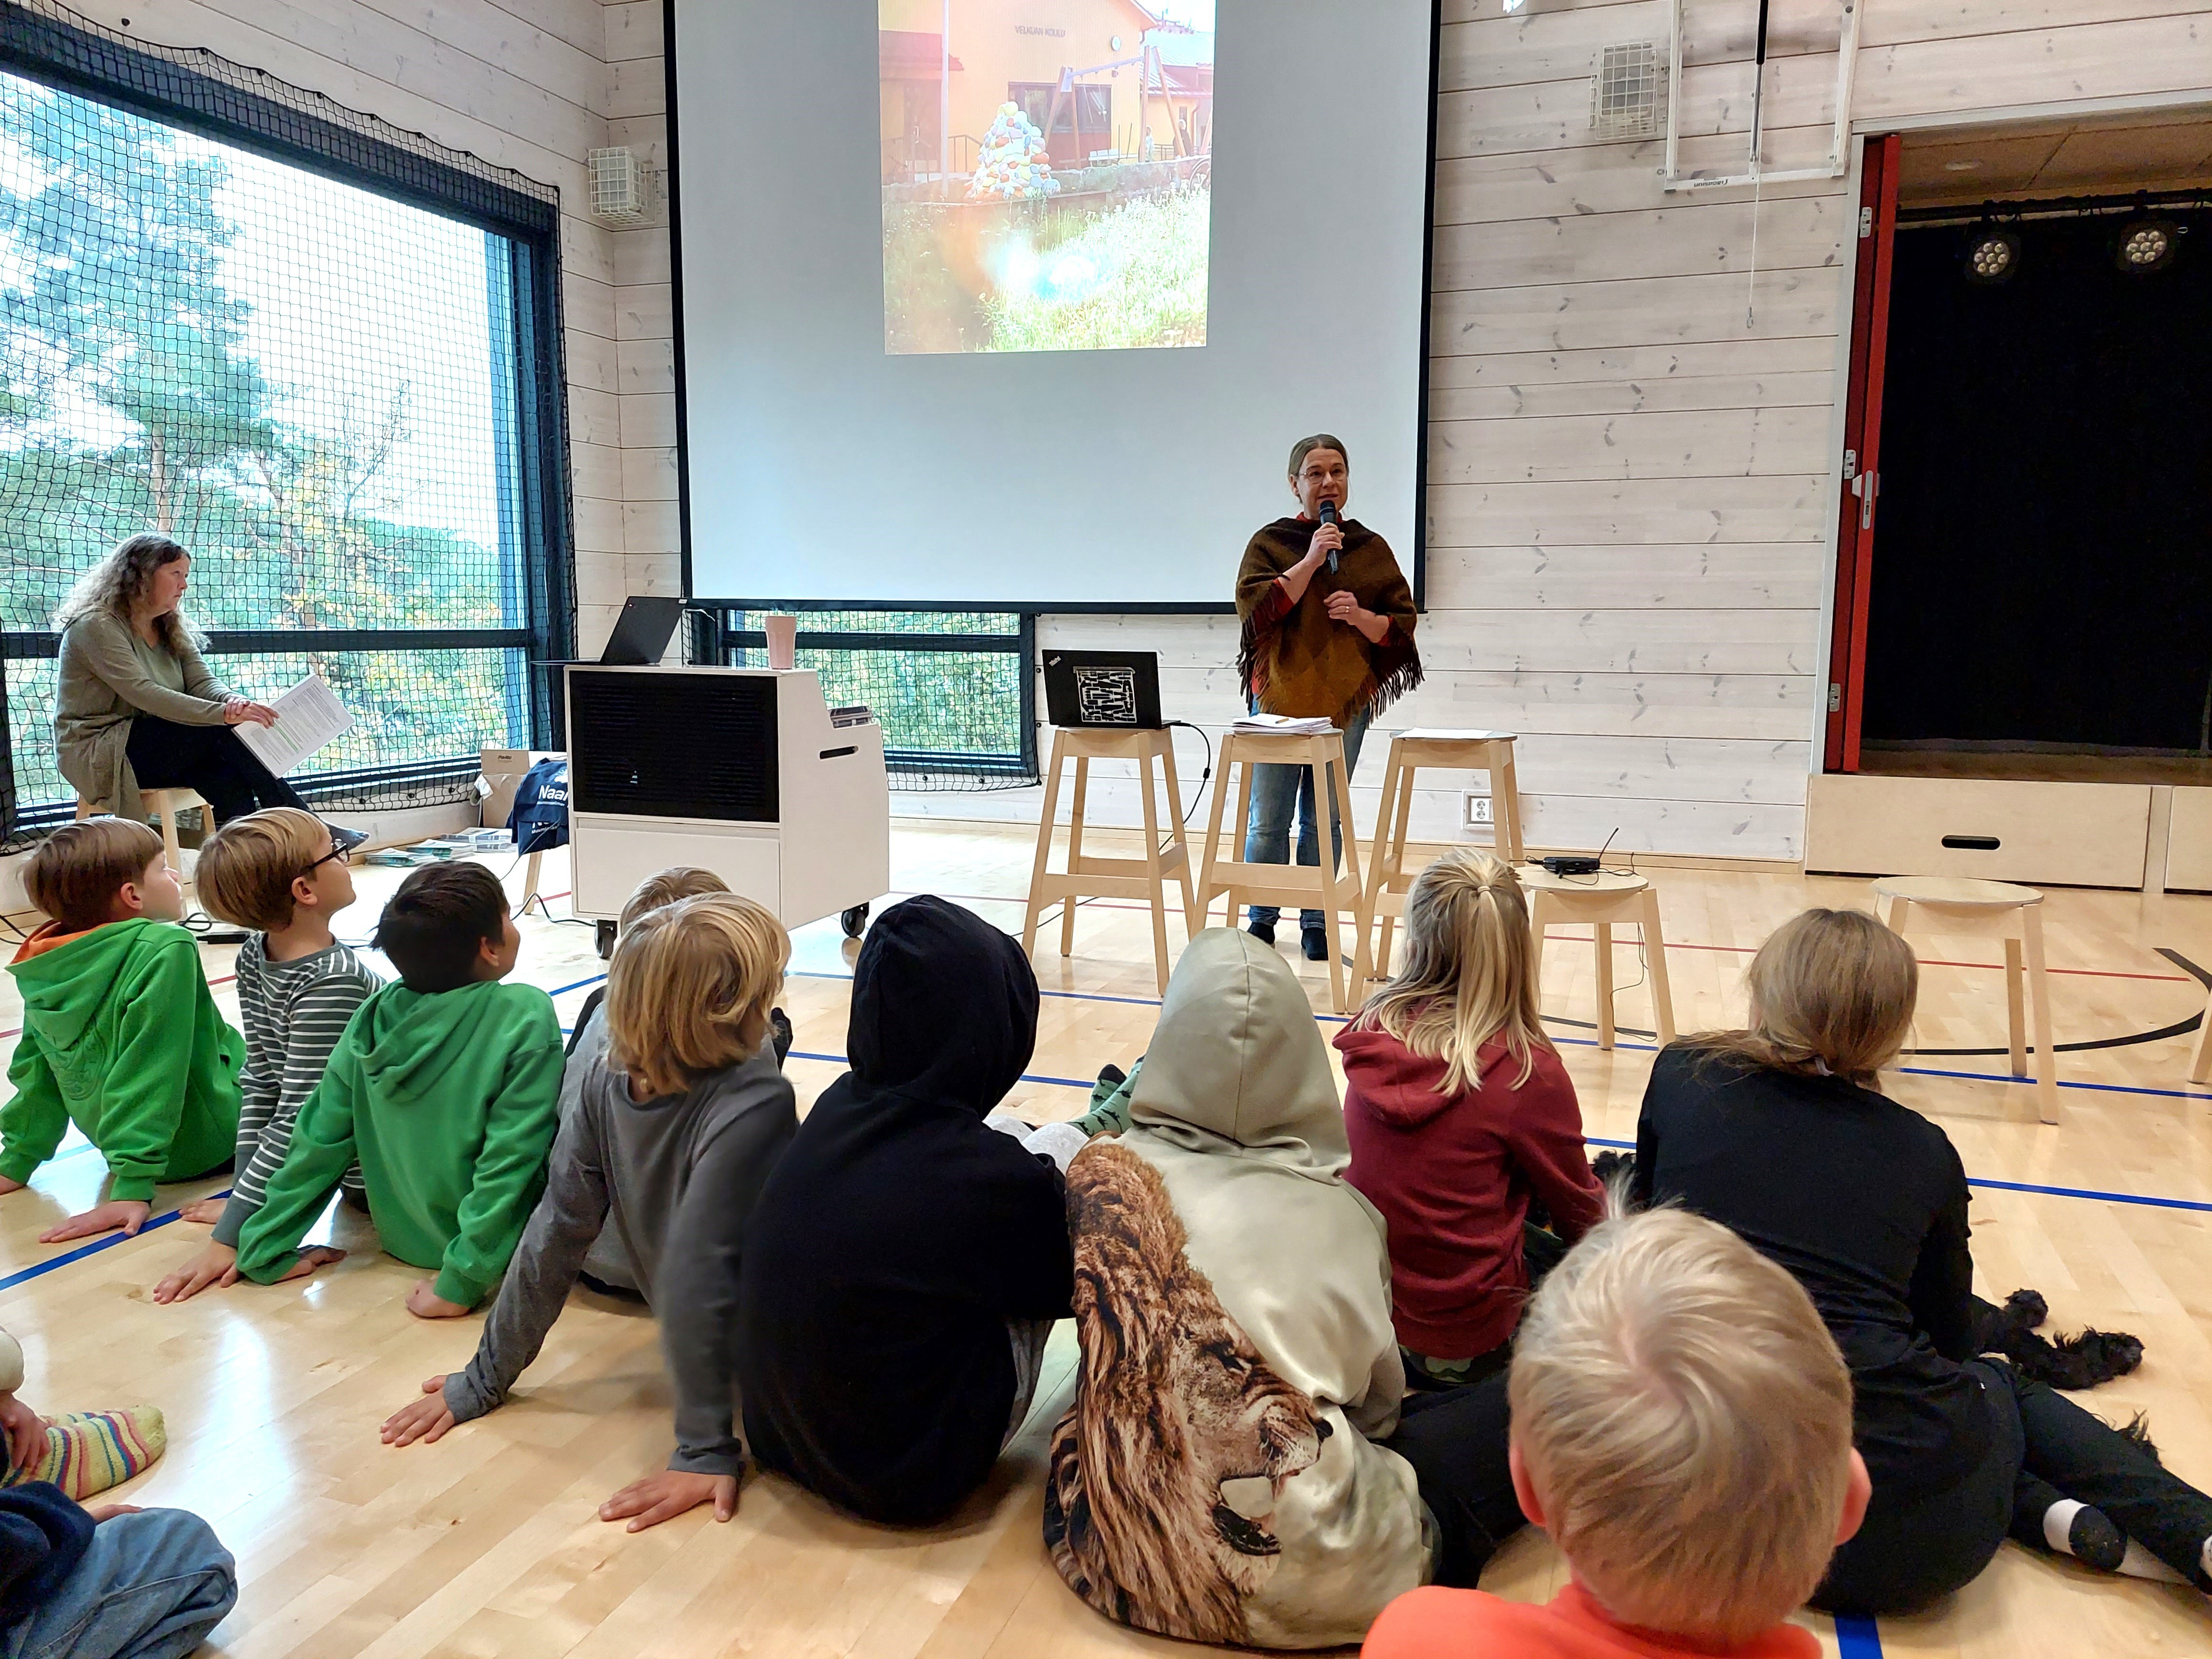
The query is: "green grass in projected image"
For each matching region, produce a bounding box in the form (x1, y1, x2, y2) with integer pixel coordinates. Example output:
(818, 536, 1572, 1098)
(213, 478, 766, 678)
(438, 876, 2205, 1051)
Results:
(878, 0, 1215, 355)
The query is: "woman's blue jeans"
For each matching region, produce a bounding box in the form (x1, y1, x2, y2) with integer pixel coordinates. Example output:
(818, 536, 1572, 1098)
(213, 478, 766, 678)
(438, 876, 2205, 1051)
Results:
(1242, 705, 1370, 931)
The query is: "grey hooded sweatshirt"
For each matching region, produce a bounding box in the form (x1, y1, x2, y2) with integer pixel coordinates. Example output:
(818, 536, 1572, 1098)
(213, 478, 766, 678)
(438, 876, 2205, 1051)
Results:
(1044, 928, 1428, 1649)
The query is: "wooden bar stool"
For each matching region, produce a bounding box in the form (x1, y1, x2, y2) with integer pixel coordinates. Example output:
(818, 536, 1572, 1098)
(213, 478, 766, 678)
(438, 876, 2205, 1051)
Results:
(1874, 876, 2060, 1125)
(1021, 726, 1195, 995)
(1192, 727, 1369, 1013)
(2191, 985, 2212, 1087)
(1361, 729, 1523, 985)
(76, 787, 209, 886)
(1524, 867, 1676, 1051)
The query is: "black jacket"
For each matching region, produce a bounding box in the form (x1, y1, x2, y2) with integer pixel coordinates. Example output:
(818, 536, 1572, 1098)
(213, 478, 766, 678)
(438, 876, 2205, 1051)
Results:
(1632, 1045, 1990, 1498)
(1, 1483, 93, 1631)
(736, 896, 1074, 1524)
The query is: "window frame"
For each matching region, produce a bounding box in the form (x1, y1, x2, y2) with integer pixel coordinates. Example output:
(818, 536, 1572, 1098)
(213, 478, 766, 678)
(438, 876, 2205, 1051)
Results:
(0, 3, 573, 835)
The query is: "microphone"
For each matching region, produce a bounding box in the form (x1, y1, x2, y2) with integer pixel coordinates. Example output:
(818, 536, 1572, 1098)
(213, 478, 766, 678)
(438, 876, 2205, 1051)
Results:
(1319, 500, 1340, 573)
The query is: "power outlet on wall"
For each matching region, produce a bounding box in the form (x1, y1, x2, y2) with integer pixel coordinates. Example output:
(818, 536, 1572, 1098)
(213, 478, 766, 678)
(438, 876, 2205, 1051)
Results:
(1463, 790, 1493, 827)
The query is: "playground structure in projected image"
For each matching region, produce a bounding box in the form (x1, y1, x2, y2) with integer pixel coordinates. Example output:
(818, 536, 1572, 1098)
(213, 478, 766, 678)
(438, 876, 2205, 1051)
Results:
(879, 0, 1215, 354)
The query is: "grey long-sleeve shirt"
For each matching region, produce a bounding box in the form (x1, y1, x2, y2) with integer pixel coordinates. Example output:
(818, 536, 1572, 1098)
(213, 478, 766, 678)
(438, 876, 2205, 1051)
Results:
(442, 1044, 797, 1476)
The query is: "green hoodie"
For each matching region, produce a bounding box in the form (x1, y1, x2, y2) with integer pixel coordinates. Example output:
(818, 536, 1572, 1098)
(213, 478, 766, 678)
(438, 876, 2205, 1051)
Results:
(1, 918, 242, 1202)
(235, 977, 563, 1307)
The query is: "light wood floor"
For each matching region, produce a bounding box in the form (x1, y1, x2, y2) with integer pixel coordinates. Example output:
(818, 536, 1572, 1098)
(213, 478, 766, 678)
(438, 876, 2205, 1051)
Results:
(3, 822, 2210, 1658)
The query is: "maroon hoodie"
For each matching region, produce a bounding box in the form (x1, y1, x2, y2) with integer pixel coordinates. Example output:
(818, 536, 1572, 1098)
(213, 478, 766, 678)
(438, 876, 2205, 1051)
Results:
(1336, 1022, 1603, 1360)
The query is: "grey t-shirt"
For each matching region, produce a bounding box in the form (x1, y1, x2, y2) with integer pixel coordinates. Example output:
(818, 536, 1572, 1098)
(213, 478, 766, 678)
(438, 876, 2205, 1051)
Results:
(444, 1044, 798, 1475)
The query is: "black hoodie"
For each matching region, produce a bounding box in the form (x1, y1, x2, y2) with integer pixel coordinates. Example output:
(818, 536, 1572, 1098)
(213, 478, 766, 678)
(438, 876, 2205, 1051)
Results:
(737, 896, 1074, 1525)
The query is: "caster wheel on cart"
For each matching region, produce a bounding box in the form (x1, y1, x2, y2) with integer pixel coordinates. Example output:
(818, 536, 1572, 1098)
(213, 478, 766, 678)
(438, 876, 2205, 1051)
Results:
(595, 920, 618, 960)
(840, 903, 869, 940)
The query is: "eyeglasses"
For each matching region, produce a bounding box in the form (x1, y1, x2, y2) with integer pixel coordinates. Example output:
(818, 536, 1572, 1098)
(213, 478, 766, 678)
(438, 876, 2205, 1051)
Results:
(300, 843, 347, 877)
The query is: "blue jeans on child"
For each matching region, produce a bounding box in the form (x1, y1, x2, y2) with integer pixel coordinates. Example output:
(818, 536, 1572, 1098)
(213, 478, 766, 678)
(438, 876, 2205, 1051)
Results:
(2, 1508, 236, 1659)
(1243, 705, 1371, 931)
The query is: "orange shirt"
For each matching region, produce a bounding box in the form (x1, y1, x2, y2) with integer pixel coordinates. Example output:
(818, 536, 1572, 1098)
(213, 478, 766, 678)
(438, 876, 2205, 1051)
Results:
(1362, 1583, 1821, 1659)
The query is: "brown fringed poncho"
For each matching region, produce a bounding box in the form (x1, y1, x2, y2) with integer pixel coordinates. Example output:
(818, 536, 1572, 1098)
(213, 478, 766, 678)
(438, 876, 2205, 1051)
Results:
(1236, 517, 1422, 730)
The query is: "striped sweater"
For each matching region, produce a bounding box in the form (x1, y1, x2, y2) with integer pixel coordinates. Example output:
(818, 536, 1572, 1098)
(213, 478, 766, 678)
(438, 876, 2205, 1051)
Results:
(209, 936, 382, 1248)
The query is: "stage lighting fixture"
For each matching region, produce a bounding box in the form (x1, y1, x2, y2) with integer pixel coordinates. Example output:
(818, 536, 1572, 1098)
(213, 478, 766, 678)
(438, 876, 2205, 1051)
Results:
(2116, 217, 2179, 275)
(1964, 226, 2020, 285)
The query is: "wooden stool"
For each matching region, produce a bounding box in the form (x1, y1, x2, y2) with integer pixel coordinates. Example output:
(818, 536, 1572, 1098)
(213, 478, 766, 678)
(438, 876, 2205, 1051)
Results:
(1021, 727, 1195, 995)
(1875, 876, 2059, 1125)
(1525, 867, 1676, 1051)
(76, 787, 209, 885)
(1193, 727, 1369, 1013)
(1362, 729, 1524, 984)
(2192, 985, 2212, 1086)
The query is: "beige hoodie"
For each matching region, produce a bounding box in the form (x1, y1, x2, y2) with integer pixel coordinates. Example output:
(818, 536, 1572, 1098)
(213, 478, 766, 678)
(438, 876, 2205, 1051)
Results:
(1044, 929, 1428, 1649)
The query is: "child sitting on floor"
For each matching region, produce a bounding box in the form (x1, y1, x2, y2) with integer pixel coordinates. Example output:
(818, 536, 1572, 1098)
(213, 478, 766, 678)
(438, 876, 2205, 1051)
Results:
(0, 818, 240, 1244)
(236, 861, 563, 1318)
(380, 893, 798, 1533)
(153, 808, 383, 1304)
(1361, 1206, 1873, 1659)
(0, 1328, 235, 1658)
(1338, 849, 1603, 1388)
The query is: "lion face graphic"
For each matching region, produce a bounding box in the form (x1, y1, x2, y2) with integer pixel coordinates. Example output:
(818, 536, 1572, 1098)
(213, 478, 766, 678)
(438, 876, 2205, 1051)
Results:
(1044, 1142, 1331, 1646)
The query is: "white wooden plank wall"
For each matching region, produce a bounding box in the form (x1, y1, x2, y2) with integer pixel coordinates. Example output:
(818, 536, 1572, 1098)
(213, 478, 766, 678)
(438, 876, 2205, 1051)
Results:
(991, 0, 2212, 862)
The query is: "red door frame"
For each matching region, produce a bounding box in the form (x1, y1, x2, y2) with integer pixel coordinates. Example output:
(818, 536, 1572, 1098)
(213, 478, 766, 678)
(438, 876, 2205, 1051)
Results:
(1824, 133, 1901, 773)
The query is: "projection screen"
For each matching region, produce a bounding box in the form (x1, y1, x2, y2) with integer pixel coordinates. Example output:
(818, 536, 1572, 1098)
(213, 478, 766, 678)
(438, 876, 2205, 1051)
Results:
(668, 0, 1437, 608)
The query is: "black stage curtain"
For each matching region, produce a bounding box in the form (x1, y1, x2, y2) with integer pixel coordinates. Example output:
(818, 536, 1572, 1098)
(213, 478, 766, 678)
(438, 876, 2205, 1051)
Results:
(1863, 207, 2212, 752)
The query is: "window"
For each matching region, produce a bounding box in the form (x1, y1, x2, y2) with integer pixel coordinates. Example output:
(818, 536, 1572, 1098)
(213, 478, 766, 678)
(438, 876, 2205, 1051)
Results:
(0, 5, 567, 838)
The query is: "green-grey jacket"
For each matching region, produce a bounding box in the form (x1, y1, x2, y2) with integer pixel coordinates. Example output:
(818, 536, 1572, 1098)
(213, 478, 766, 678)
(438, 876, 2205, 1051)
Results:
(55, 611, 233, 820)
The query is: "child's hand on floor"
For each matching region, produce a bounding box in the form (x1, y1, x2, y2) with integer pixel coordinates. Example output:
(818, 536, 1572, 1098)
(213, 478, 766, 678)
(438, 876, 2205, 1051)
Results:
(598, 1470, 739, 1532)
(152, 1243, 240, 1304)
(0, 1390, 45, 1473)
(405, 1281, 472, 1320)
(381, 1377, 457, 1447)
(177, 1198, 227, 1225)
(38, 1199, 150, 1244)
(86, 1504, 143, 1524)
(273, 1247, 347, 1284)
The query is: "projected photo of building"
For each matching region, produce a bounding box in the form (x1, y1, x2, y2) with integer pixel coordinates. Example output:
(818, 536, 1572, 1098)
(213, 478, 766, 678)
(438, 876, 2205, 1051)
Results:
(878, 0, 1215, 354)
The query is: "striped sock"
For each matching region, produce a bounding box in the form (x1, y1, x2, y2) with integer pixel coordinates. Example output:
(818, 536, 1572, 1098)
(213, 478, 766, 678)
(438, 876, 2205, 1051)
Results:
(0, 1406, 166, 1500)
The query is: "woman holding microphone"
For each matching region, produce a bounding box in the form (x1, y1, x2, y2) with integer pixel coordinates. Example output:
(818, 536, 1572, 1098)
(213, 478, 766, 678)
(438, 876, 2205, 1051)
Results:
(1234, 434, 1422, 959)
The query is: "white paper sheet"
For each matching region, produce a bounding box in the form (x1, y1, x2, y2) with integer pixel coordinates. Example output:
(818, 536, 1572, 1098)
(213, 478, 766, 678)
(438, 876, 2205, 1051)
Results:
(1230, 713, 1337, 736)
(1396, 727, 1517, 743)
(233, 674, 354, 776)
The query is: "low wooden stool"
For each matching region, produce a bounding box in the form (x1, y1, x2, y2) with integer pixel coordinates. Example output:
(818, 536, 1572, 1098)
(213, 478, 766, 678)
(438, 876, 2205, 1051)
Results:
(76, 787, 209, 885)
(1875, 876, 2059, 1125)
(1192, 727, 1369, 1013)
(1361, 729, 1524, 984)
(1021, 726, 1195, 995)
(1524, 867, 1676, 1051)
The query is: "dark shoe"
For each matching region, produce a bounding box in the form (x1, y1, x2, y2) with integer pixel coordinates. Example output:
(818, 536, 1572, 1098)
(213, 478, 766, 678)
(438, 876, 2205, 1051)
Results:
(327, 823, 369, 854)
(1246, 919, 1276, 946)
(769, 1007, 794, 1066)
(1303, 926, 1329, 961)
(577, 1270, 648, 1305)
(2066, 1504, 2128, 1571)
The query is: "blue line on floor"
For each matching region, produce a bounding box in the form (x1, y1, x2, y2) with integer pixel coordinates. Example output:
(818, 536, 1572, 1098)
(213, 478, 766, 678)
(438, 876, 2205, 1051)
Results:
(0, 1194, 220, 1294)
(1895, 1063, 2212, 1103)
(1964, 1176, 2212, 1214)
(1834, 1615, 1882, 1659)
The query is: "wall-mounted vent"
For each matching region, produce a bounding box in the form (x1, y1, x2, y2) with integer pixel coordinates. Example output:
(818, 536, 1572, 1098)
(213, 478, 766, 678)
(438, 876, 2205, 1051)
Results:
(1591, 42, 1663, 141)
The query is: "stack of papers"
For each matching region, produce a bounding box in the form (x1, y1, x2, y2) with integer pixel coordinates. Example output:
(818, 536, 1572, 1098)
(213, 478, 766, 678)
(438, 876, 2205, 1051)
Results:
(1231, 713, 1337, 736)
(1398, 727, 1517, 743)
(233, 674, 355, 775)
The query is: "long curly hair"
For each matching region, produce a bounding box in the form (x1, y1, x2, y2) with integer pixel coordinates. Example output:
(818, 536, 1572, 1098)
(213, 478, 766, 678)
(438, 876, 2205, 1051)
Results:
(53, 533, 198, 655)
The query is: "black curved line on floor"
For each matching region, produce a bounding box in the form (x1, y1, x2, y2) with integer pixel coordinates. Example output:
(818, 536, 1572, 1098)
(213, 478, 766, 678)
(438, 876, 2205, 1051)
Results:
(1538, 950, 2212, 1058)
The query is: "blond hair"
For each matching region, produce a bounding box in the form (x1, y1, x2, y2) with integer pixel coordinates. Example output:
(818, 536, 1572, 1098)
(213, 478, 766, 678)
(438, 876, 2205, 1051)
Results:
(1686, 907, 1917, 1086)
(197, 808, 331, 932)
(606, 893, 788, 1099)
(29, 818, 164, 932)
(54, 533, 199, 656)
(1353, 849, 1553, 1090)
(1511, 1207, 1856, 1646)
(619, 864, 730, 931)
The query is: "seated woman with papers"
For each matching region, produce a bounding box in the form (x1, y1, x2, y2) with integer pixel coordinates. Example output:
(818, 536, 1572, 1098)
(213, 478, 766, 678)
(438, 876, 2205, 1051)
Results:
(52, 533, 363, 845)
